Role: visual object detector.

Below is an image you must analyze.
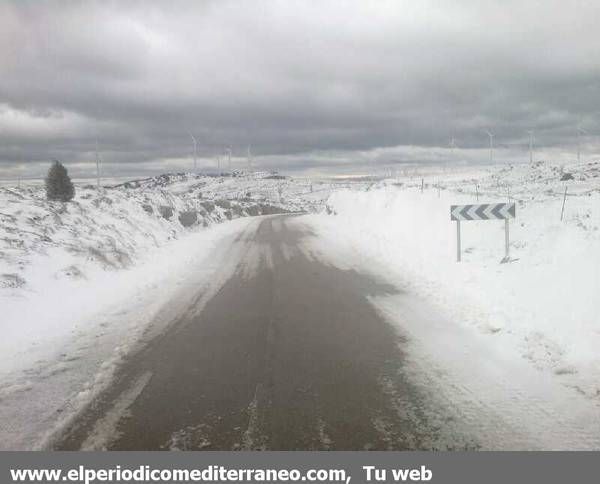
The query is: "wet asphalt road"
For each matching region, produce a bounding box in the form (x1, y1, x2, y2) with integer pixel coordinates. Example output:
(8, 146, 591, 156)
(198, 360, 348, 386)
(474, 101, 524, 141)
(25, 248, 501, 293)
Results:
(54, 215, 444, 450)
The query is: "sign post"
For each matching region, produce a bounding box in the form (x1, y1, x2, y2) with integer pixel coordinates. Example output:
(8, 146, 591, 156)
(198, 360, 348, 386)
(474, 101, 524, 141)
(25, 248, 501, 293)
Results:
(505, 218, 509, 260)
(456, 220, 461, 262)
(451, 202, 516, 262)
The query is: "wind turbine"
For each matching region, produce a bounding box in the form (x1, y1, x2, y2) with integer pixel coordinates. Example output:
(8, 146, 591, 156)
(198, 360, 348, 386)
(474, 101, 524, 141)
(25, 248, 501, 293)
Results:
(447, 136, 458, 173)
(17, 149, 24, 188)
(577, 122, 588, 163)
(247, 145, 252, 172)
(188, 133, 198, 172)
(484, 129, 495, 163)
(449, 136, 457, 153)
(527, 130, 534, 164)
(225, 147, 232, 172)
(95, 138, 102, 189)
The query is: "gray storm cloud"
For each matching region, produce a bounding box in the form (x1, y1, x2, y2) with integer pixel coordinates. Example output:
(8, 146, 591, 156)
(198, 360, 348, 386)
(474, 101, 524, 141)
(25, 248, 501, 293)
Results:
(0, 0, 599, 177)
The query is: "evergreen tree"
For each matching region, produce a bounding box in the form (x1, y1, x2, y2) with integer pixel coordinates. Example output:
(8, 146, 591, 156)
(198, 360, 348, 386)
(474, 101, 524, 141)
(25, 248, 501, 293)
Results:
(45, 160, 75, 201)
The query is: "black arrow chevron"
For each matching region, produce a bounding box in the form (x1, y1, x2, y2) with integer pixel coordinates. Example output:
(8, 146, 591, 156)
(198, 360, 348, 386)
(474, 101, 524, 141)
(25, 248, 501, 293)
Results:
(475, 204, 488, 219)
(451, 203, 515, 220)
(491, 204, 504, 218)
(460, 205, 474, 220)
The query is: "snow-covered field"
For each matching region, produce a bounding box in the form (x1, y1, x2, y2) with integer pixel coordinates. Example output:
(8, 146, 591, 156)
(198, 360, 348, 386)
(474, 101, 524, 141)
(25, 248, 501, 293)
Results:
(305, 159, 600, 405)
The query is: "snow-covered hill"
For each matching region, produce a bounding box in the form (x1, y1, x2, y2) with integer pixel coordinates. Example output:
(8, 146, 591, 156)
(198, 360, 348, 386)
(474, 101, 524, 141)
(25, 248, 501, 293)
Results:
(0, 172, 327, 294)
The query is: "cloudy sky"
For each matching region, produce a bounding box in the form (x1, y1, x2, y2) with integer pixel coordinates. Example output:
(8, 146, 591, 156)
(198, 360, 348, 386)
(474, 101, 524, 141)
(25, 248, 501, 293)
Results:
(1, 0, 599, 178)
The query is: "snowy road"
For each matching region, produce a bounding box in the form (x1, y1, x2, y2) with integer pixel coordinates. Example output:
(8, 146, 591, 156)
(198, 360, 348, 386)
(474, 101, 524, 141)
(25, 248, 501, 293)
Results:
(53, 215, 436, 450)
(50, 215, 600, 450)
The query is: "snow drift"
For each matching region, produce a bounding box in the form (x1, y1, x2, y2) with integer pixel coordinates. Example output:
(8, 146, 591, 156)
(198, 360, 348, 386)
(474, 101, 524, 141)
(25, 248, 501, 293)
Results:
(308, 161, 600, 400)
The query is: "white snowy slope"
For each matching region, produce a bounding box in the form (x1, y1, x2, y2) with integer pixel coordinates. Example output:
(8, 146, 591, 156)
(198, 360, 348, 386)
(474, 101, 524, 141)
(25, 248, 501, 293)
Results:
(0, 216, 261, 450)
(298, 159, 600, 448)
(0, 174, 286, 371)
(0, 171, 360, 449)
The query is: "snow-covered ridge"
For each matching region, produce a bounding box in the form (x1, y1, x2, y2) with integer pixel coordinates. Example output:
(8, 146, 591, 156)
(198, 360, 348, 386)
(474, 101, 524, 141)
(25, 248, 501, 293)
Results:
(312, 160, 600, 401)
(0, 172, 318, 290)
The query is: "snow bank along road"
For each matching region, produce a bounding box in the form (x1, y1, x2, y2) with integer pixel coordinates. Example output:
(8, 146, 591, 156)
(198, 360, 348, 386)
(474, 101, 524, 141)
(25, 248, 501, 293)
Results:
(48, 214, 600, 450)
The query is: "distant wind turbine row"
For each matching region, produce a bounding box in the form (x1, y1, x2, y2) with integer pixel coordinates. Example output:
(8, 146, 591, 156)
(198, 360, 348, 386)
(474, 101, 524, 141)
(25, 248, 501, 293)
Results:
(185, 135, 255, 174)
(449, 122, 592, 164)
(91, 119, 596, 183)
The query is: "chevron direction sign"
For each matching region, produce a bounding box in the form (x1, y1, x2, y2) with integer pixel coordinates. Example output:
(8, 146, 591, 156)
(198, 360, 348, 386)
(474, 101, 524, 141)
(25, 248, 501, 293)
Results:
(451, 203, 515, 221)
(451, 202, 516, 262)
